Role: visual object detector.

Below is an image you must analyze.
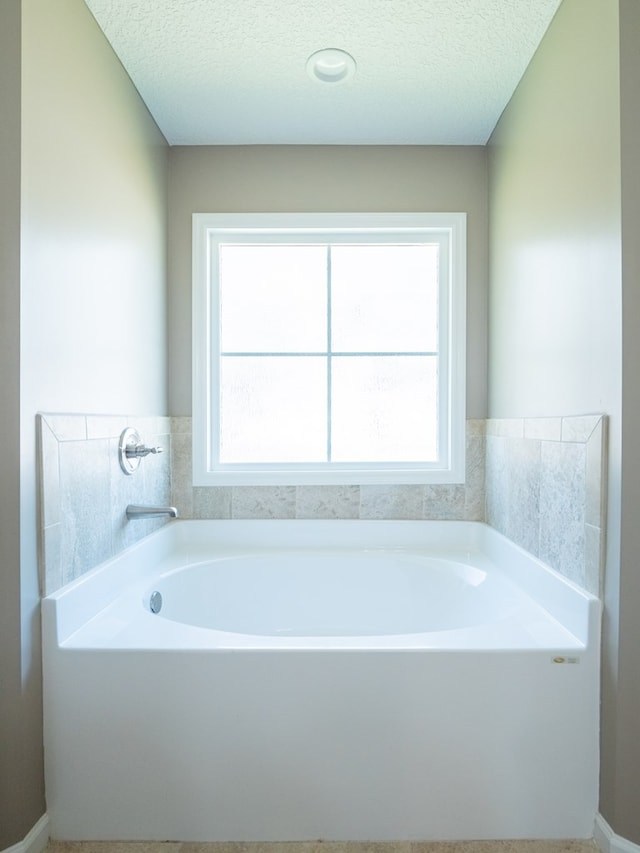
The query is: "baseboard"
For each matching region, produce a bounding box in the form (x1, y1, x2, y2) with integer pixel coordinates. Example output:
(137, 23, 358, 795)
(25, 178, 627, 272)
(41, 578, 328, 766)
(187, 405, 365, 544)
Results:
(596, 813, 640, 853)
(1, 815, 49, 853)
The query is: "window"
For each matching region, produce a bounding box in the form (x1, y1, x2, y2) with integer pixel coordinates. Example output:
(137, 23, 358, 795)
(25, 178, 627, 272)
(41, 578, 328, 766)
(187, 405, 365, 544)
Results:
(192, 213, 466, 485)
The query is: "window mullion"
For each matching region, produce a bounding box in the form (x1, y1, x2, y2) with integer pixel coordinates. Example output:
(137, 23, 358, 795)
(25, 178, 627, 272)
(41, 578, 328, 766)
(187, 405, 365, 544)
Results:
(326, 244, 332, 463)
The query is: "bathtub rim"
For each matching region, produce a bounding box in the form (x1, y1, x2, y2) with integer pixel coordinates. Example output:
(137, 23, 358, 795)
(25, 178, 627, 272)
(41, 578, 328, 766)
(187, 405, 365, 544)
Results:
(42, 519, 599, 650)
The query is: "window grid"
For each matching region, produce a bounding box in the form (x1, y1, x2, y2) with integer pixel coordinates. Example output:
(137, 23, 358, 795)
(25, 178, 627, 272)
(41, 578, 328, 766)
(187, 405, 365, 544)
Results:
(219, 243, 439, 466)
(192, 212, 466, 485)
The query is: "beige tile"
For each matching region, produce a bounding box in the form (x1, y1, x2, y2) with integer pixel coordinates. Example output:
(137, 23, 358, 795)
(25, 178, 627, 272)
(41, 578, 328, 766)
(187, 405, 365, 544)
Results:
(171, 432, 194, 518)
(423, 484, 466, 520)
(585, 522, 604, 597)
(360, 484, 425, 519)
(231, 485, 296, 519)
(38, 414, 61, 527)
(193, 485, 232, 518)
(524, 417, 562, 441)
(41, 413, 88, 441)
(485, 418, 524, 438)
(465, 418, 486, 438)
(86, 414, 129, 439)
(296, 485, 360, 519)
(561, 415, 602, 443)
(42, 521, 62, 596)
(464, 433, 486, 522)
(539, 439, 587, 587)
(170, 415, 193, 435)
(585, 417, 607, 528)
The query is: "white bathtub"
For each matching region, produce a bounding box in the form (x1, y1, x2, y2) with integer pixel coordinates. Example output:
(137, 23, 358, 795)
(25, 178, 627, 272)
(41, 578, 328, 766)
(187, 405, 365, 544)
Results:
(42, 520, 600, 842)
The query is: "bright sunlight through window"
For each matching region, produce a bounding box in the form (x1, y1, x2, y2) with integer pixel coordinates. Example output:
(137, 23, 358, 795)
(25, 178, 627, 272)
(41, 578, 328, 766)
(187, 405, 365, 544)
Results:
(192, 213, 466, 485)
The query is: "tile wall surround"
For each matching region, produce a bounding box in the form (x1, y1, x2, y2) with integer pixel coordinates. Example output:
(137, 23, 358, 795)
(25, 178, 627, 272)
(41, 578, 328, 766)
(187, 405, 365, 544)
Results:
(485, 415, 607, 597)
(170, 417, 486, 523)
(37, 413, 172, 596)
(37, 413, 607, 597)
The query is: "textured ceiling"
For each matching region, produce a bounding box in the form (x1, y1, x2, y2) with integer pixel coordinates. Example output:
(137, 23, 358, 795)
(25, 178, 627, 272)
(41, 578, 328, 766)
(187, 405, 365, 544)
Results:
(84, 0, 562, 146)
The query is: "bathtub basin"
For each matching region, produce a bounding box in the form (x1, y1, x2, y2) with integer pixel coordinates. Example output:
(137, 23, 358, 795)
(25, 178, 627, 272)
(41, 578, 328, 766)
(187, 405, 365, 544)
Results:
(42, 519, 600, 842)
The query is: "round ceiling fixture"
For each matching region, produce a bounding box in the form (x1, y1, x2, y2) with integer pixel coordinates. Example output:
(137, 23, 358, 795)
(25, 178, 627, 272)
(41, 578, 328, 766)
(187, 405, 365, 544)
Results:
(306, 48, 356, 84)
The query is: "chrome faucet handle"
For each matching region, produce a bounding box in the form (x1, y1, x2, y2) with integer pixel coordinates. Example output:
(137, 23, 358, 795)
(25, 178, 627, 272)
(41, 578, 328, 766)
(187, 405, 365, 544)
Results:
(126, 443, 163, 459)
(118, 428, 163, 475)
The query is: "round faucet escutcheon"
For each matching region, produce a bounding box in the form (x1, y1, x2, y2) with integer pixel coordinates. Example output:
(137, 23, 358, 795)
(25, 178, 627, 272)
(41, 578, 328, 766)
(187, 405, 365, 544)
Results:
(118, 427, 163, 475)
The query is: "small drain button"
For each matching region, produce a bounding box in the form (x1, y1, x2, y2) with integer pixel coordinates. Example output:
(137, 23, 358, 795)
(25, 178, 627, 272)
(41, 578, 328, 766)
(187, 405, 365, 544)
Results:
(149, 591, 163, 614)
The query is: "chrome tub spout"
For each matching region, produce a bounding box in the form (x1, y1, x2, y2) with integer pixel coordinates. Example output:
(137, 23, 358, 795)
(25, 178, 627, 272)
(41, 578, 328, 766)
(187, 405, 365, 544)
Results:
(126, 504, 179, 521)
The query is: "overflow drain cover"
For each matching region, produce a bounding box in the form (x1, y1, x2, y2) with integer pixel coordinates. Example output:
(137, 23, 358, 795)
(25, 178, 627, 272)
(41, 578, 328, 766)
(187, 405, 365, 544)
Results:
(150, 591, 163, 614)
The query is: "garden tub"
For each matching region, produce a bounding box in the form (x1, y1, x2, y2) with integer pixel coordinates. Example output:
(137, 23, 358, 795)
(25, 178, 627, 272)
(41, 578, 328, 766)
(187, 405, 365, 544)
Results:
(42, 519, 600, 841)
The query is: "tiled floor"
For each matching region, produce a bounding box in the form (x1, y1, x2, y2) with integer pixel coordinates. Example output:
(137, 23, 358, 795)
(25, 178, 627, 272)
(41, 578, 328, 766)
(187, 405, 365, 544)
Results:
(46, 840, 600, 853)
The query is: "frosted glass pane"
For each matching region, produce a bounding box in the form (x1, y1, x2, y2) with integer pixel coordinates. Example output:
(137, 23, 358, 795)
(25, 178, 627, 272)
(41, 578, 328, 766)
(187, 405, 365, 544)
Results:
(331, 356, 438, 462)
(220, 357, 327, 462)
(331, 245, 439, 352)
(220, 245, 327, 352)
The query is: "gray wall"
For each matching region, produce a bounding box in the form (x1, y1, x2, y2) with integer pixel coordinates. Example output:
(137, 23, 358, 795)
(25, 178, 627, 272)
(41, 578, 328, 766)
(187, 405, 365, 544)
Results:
(615, 0, 640, 839)
(0, 0, 169, 846)
(0, 1, 43, 848)
(167, 145, 489, 419)
(488, 0, 621, 421)
(488, 0, 639, 843)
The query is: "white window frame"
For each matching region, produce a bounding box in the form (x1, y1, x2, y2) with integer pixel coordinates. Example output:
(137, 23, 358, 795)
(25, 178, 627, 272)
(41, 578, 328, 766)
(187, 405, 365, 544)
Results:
(192, 212, 466, 486)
